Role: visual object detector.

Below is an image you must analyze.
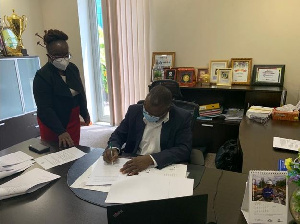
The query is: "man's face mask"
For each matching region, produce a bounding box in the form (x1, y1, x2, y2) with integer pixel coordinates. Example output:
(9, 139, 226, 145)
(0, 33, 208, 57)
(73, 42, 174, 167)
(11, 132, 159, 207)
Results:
(143, 106, 160, 123)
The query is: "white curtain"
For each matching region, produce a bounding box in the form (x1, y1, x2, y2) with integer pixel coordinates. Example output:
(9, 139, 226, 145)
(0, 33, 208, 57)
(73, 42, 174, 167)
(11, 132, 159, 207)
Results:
(102, 0, 150, 126)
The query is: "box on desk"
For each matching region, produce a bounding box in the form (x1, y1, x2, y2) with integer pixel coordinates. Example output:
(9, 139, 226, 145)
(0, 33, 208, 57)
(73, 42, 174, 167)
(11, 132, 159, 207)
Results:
(272, 109, 299, 121)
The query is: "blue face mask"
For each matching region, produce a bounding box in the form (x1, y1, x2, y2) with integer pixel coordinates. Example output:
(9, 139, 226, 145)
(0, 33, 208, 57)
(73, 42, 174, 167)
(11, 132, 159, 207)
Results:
(143, 106, 160, 123)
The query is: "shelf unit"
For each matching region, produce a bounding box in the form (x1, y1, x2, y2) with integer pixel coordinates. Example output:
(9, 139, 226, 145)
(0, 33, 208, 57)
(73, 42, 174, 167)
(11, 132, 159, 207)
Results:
(0, 56, 40, 150)
(180, 83, 287, 153)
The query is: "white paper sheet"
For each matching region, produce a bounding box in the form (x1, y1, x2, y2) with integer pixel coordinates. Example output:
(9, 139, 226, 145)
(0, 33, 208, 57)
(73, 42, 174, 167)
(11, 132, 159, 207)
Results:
(70, 160, 111, 192)
(86, 156, 129, 186)
(105, 175, 194, 204)
(139, 164, 187, 178)
(273, 137, 300, 152)
(35, 147, 86, 169)
(0, 160, 35, 179)
(0, 151, 33, 167)
(0, 168, 60, 200)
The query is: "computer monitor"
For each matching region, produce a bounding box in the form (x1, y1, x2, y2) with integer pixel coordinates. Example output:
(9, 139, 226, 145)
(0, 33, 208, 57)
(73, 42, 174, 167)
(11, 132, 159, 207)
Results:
(107, 194, 208, 224)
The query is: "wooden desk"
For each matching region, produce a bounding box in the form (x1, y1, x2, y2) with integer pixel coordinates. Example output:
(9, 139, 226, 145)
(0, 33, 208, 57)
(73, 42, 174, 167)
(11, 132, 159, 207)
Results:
(239, 117, 300, 173)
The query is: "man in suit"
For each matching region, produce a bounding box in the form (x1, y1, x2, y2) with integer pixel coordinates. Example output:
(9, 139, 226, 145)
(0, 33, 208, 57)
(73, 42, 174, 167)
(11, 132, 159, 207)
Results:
(103, 85, 192, 175)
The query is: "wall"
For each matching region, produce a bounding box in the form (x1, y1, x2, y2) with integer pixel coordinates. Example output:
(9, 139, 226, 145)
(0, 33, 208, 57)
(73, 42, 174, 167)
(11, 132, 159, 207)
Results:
(150, 0, 300, 104)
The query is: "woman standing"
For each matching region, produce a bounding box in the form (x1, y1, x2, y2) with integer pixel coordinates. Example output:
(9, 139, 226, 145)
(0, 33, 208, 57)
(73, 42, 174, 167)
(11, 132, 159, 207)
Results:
(33, 29, 90, 148)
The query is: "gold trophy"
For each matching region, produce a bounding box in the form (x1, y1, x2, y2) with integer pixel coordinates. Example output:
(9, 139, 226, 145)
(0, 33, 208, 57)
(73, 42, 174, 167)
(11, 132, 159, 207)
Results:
(4, 9, 27, 56)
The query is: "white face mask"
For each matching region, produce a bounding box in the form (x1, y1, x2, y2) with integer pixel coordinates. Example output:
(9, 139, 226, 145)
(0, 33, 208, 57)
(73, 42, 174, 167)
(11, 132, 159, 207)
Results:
(52, 58, 69, 71)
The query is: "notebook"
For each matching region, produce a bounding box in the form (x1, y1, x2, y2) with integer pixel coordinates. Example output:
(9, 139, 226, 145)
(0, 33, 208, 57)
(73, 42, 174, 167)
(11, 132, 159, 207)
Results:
(107, 194, 208, 224)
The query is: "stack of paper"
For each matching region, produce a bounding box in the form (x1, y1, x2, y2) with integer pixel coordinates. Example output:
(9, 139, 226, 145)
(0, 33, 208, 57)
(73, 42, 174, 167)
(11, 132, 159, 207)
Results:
(0, 151, 35, 179)
(0, 168, 60, 200)
(224, 108, 244, 121)
(198, 103, 223, 119)
(246, 106, 273, 119)
(71, 156, 192, 201)
(35, 147, 86, 170)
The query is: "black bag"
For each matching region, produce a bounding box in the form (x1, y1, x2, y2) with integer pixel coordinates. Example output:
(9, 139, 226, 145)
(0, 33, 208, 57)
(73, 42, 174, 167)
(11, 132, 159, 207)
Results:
(215, 139, 243, 172)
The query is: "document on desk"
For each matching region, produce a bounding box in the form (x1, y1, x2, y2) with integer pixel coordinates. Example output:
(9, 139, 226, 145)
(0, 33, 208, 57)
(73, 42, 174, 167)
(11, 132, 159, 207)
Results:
(35, 147, 86, 170)
(0, 168, 60, 200)
(0, 160, 35, 179)
(0, 151, 33, 167)
(86, 156, 129, 186)
(139, 164, 187, 178)
(273, 137, 300, 152)
(105, 175, 194, 204)
(70, 159, 111, 192)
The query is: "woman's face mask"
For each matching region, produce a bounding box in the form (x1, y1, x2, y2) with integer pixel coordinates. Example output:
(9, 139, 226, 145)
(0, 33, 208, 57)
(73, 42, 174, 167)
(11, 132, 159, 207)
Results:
(143, 106, 160, 123)
(52, 58, 70, 71)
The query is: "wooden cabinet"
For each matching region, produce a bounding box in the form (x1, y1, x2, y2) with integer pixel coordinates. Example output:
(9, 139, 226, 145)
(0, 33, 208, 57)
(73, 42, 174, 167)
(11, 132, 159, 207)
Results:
(0, 56, 40, 150)
(181, 84, 286, 153)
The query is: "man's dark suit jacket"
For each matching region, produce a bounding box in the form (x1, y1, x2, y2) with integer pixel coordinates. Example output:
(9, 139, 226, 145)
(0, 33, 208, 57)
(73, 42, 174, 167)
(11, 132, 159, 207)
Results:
(109, 104, 192, 169)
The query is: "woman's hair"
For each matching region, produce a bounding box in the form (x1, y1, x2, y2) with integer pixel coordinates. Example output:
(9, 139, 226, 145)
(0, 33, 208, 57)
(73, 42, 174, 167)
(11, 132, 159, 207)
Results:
(43, 29, 68, 49)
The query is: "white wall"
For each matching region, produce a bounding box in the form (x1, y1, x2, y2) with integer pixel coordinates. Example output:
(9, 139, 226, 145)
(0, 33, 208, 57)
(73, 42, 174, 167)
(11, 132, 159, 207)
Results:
(150, 0, 300, 104)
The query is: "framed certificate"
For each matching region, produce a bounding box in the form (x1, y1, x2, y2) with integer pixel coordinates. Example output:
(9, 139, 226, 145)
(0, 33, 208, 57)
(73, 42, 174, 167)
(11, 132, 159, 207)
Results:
(216, 68, 233, 86)
(251, 65, 285, 87)
(209, 60, 228, 83)
(231, 58, 252, 85)
(152, 52, 175, 68)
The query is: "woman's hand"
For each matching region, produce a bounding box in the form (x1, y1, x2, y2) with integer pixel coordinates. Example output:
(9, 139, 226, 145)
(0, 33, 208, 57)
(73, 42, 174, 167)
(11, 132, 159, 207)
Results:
(83, 115, 91, 126)
(58, 132, 74, 148)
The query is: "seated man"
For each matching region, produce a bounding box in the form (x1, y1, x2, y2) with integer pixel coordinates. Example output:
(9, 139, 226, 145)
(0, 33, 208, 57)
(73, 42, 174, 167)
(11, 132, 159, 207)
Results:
(103, 85, 192, 175)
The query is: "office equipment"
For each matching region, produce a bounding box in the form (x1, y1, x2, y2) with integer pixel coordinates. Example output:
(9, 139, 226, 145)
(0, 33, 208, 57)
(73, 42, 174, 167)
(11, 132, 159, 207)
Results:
(29, 142, 50, 154)
(241, 170, 288, 224)
(107, 194, 208, 224)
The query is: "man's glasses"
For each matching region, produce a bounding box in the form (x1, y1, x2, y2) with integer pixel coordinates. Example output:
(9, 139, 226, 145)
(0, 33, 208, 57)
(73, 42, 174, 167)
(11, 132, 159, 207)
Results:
(47, 53, 72, 62)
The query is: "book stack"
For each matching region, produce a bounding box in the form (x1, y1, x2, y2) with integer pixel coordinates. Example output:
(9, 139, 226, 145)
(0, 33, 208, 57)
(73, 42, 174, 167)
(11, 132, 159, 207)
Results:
(246, 106, 273, 124)
(198, 103, 223, 120)
(224, 108, 244, 121)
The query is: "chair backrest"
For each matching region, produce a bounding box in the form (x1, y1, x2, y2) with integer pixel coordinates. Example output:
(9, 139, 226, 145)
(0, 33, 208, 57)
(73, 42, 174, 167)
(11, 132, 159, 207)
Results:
(136, 99, 199, 130)
(149, 80, 183, 100)
(172, 100, 199, 130)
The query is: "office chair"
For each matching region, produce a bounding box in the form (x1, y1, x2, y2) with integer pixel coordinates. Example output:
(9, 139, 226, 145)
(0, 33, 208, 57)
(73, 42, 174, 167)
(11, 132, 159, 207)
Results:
(149, 80, 183, 100)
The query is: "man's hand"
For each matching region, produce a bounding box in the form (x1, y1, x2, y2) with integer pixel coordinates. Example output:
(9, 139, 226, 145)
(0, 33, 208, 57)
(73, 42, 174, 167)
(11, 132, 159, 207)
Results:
(103, 148, 119, 164)
(120, 155, 154, 175)
(58, 132, 74, 148)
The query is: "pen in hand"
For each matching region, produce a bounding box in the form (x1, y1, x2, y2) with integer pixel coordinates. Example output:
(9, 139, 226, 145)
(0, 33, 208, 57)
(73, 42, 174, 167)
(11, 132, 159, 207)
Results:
(109, 142, 114, 165)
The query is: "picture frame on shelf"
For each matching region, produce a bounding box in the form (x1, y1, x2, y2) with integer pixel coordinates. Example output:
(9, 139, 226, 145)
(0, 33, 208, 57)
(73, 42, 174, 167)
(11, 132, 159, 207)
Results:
(209, 60, 228, 83)
(217, 68, 233, 86)
(152, 52, 175, 68)
(197, 68, 209, 83)
(151, 66, 164, 81)
(231, 58, 252, 85)
(1, 27, 22, 56)
(251, 65, 285, 87)
(177, 67, 196, 87)
(164, 68, 177, 80)
(0, 33, 7, 56)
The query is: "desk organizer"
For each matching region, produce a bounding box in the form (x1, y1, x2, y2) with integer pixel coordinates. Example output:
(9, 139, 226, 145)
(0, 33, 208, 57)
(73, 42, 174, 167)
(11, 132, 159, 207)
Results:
(272, 109, 299, 121)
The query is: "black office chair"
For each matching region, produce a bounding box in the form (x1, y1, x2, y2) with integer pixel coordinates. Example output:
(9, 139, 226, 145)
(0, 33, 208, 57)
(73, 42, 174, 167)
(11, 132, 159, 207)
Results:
(149, 80, 183, 100)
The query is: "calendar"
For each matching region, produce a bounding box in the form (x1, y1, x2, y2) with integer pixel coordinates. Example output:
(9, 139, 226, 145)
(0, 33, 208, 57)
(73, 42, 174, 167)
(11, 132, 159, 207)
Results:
(241, 170, 288, 223)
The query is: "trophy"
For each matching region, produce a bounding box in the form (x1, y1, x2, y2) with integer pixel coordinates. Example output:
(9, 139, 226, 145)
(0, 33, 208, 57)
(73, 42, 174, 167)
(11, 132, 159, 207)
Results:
(4, 9, 28, 56)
